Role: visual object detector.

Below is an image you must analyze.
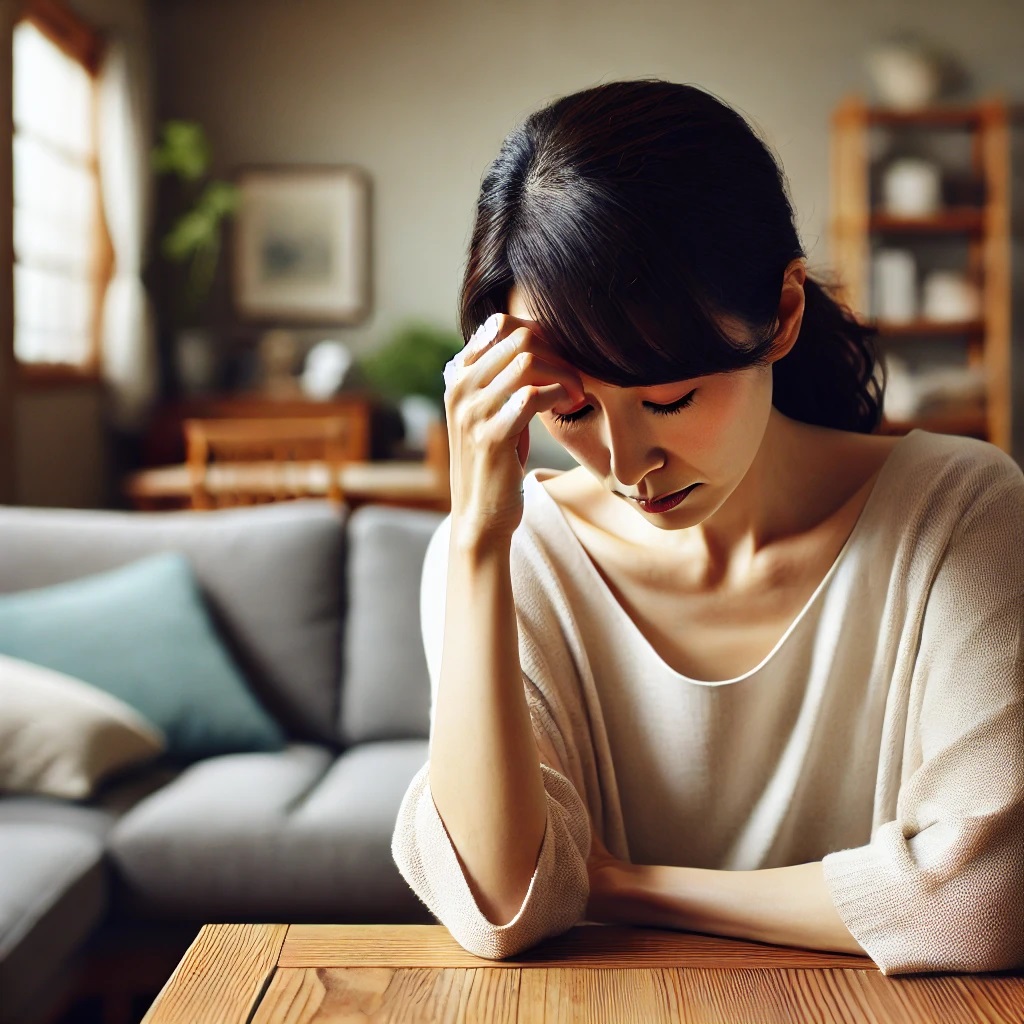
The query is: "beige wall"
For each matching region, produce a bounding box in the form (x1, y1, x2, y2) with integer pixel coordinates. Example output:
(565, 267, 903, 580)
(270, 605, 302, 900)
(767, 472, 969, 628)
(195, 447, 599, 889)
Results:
(6, 0, 1022, 507)
(151, 0, 1024, 342)
(152, 0, 1024, 460)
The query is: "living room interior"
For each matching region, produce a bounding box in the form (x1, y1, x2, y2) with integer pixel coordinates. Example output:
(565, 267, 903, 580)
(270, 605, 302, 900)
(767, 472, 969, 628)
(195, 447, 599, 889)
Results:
(1, 0, 1022, 1022)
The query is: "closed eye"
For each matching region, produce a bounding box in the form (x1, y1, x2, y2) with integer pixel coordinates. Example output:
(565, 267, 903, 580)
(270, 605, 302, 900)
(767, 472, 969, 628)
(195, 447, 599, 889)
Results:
(552, 389, 697, 428)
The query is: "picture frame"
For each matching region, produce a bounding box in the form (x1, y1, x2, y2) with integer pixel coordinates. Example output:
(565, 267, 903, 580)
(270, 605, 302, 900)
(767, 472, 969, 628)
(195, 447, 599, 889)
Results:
(231, 166, 371, 324)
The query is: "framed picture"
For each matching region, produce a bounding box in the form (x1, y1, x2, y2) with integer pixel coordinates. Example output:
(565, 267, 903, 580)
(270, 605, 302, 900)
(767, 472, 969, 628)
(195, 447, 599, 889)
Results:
(232, 166, 371, 324)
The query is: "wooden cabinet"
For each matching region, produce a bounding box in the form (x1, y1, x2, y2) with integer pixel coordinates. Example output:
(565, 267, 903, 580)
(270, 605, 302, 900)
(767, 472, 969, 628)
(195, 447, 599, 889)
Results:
(830, 96, 1011, 451)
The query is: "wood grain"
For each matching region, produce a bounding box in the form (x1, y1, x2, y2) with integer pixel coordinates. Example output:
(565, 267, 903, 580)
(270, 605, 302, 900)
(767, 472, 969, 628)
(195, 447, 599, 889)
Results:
(251, 964, 1024, 1023)
(279, 924, 876, 971)
(140, 923, 287, 1024)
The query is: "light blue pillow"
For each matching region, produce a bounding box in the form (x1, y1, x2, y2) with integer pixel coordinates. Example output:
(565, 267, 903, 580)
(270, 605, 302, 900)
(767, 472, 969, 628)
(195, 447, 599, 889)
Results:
(0, 552, 285, 761)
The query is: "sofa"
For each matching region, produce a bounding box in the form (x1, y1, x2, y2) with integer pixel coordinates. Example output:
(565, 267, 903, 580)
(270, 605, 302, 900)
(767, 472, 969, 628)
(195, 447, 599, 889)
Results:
(0, 498, 446, 1024)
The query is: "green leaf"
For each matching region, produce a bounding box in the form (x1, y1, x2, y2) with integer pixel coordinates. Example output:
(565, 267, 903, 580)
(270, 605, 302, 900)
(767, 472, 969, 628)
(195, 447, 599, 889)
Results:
(151, 120, 210, 182)
(199, 180, 241, 217)
(358, 323, 463, 406)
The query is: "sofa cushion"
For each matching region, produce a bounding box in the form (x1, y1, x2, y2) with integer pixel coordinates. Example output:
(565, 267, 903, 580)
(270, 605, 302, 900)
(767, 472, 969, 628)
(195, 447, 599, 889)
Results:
(0, 654, 165, 799)
(340, 506, 444, 744)
(0, 795, 117, 841)
(0, 554, 285, 761)
(108, 740, 432, 923)
(0, 822, 108, 1024)
(0, 501, 346, 744)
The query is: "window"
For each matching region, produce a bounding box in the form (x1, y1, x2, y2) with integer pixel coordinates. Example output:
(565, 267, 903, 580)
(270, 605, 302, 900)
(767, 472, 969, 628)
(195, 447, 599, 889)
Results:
(12, 1, 108, 379)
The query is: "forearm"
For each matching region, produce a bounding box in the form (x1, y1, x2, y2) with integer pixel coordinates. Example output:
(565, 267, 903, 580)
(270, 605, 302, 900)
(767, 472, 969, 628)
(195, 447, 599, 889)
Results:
(428, 527, 548, 928)
(604, 860, 867, 957)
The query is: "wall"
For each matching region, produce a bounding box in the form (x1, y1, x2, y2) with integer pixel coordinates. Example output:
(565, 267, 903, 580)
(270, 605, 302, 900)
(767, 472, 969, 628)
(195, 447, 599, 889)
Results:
(8, 0, 1020, 504)
(151, 0, 1024, 461)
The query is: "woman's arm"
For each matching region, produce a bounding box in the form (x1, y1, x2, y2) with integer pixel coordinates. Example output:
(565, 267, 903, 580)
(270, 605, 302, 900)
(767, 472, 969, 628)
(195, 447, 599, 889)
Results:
(428, 533, 549, 926)
(426, 313, 589, 927)
(589, 855, 867, 956)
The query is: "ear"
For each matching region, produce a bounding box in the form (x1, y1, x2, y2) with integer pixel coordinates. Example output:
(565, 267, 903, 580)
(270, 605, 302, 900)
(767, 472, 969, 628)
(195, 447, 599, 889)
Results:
(766, 258, 807, 364)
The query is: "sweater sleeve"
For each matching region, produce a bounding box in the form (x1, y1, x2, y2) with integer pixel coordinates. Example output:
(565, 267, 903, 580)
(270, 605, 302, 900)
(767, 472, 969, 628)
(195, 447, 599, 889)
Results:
(822, 450, 1024, 976)
(390, 515, 592, 960)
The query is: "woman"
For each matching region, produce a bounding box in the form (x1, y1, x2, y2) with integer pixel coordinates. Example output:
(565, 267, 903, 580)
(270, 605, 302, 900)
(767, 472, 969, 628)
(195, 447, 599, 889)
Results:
(391, 79, 1024, 975)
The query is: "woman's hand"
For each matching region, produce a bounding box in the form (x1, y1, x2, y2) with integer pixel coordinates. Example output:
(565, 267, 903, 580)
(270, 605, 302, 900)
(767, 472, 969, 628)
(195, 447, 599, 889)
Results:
(443, 312, 584, 548)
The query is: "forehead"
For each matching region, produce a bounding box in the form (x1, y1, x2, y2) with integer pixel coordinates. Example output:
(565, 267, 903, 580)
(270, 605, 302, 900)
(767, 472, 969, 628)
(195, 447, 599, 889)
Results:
(504, 283, 707, 394)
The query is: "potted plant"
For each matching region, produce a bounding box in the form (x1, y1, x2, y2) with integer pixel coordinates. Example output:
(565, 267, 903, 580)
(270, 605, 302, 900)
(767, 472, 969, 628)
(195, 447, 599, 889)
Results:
(357, 322, 462, 451)
(152, 120, 240, 393)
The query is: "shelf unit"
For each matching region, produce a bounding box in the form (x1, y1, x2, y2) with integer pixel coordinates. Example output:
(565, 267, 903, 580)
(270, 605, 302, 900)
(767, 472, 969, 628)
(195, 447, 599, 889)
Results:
(830, 96, 1011, 452)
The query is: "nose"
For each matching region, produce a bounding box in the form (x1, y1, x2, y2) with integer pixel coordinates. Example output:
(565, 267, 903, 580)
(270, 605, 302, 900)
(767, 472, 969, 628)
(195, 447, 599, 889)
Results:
(604, 415, 664, 489)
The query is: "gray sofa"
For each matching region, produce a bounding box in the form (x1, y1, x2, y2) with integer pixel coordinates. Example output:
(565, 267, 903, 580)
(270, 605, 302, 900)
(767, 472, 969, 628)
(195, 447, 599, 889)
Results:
(0, 499, 445, 1024)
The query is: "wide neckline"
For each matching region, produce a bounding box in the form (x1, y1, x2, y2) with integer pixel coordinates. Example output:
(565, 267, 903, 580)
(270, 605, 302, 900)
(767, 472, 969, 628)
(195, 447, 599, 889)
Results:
(524, 430, 920, 686)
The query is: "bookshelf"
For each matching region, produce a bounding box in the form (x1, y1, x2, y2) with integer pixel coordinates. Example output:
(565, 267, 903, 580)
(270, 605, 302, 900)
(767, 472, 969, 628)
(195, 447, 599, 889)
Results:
(830, 96, 1011, 452)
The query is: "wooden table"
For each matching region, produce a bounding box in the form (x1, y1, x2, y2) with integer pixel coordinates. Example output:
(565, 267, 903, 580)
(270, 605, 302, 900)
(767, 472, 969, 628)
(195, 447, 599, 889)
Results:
(123, 461, 451, 513)
(140, 923, 1024, 1023)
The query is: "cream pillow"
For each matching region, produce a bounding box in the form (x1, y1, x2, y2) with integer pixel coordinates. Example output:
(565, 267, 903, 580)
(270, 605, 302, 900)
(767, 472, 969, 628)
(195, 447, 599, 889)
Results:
(0, 653, 166, 799)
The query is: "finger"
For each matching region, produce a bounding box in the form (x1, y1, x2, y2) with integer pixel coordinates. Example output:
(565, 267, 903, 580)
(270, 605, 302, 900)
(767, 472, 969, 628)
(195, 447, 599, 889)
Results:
(461, 312, 556, 368)
(444, 320, 519, 400)
(470, 326, 574, 384)
(490, 381, 575, 441)
(479, 349, 584, 417)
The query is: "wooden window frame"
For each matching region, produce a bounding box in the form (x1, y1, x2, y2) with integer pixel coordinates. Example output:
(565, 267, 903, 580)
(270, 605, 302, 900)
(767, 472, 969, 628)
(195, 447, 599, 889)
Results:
(13, 0, 112, 390)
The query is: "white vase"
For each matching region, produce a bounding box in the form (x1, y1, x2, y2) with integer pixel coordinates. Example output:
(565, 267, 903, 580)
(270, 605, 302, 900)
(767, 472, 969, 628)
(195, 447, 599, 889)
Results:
(922, 271, 980, 322)
(873, 249, 918, 323)
(399, 395, 441, 453)
(865, 41, 941, 110)
(882, 159, 942, 217)
(174, 329, 218, 395)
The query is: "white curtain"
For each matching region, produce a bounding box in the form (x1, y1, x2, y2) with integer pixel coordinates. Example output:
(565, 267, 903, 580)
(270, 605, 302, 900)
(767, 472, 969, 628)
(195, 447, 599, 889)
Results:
(97, 35, 158, 432)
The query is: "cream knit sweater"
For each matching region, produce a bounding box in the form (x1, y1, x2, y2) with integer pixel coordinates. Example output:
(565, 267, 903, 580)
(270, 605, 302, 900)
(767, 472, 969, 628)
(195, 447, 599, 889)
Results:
(391, 429, 1024, 975)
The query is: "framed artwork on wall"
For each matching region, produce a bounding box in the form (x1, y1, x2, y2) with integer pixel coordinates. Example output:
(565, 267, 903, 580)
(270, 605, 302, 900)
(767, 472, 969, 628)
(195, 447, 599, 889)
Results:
(231, 166, 371, 324)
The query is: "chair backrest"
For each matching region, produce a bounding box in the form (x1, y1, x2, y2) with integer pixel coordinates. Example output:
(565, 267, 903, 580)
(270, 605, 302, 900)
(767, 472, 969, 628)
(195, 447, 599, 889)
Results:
(185, 416, 368, 509)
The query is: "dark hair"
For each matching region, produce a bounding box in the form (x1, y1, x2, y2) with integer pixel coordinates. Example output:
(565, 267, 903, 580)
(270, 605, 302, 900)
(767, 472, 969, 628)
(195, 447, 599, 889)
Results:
(458, 78, 885, 433)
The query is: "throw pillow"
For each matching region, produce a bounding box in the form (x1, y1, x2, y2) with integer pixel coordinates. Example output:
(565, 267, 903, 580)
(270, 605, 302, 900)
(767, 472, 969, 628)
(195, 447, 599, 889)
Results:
(0, 552, 285, 761)
(0, 653, 166, 799)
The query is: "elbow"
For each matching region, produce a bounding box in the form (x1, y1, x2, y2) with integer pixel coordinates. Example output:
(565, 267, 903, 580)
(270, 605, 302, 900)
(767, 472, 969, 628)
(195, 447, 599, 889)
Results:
(391, 761, 593, 961)
(942, 913, 1024, 975)
(930, 864, 1024, 974)
(878, 901, 1024, 977)
(453, 838, 592, 961)
(450, 875, 591, 961)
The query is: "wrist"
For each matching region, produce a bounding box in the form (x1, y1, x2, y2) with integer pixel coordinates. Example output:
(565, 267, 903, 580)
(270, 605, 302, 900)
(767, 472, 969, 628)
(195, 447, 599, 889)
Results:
(601, 863, 686, 930)
(587, 862, 653, 926)
(449, 515, 515, 563)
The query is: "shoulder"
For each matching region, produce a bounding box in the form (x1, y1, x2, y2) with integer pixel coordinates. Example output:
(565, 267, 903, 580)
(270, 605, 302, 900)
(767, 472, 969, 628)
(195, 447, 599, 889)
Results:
(894, 430, 1023, 511)
(875, 432, 1024, 578)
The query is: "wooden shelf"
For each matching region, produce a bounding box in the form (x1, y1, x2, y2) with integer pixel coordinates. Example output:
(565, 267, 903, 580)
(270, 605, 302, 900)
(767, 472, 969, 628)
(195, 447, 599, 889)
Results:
(830, 95, 1012, 452)
(873, 319, 984, 337)
(864, 106, 983, 128)
(869, 209, 984, 234)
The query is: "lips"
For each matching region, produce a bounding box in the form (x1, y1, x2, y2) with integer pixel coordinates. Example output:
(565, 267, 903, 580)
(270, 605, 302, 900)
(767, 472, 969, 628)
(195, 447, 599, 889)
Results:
(628, 483, 701, 514)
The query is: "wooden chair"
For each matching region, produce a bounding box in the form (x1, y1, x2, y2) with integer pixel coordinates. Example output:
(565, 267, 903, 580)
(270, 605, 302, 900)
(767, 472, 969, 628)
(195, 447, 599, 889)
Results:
(184, 416, 368, 510)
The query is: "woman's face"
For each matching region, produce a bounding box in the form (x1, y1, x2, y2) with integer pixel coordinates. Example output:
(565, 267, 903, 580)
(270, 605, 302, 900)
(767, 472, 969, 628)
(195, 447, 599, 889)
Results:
(506, 284, 776, 529)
